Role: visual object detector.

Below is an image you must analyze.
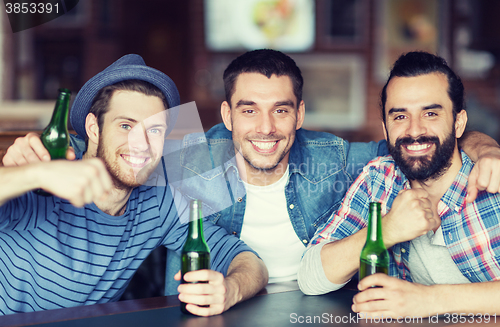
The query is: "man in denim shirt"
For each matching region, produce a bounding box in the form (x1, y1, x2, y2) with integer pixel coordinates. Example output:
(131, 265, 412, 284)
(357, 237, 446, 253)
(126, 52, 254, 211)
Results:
(164, 49, 500, 294)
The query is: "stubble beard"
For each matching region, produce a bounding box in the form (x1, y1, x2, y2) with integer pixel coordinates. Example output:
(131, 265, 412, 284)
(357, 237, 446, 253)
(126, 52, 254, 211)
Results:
(230, 115, 297, 178)
(233, 132, 290, 176)
(242, 145, 288, 172)
(96, 135, 158, 191)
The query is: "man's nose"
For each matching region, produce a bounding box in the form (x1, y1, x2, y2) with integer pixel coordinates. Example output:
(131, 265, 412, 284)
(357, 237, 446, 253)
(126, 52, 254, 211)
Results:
(256, 113, 276, 135)
(128, 125, 150, 152)
(406, 117, 426, 138)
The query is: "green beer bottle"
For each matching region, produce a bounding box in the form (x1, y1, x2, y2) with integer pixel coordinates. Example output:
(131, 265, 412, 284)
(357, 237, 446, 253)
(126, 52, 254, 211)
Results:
(180, 199, 211, 314)
(359, 202, 389, 281)
(36, 88, 72, 196)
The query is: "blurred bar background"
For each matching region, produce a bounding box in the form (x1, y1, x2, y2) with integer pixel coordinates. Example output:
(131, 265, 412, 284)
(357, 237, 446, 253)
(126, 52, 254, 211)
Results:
(1, 0, 500, 299)
(2, 0, 500, 142)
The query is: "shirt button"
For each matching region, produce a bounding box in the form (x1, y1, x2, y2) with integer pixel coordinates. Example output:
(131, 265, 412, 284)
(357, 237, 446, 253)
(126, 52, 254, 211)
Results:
(237, 197, 243, 202)
(302, 239, 308, 244)
(449, 233, 453, 241)
(289, 204, 295, 209)
(401, 248, 406, 253)
(232, 231, 237, 235)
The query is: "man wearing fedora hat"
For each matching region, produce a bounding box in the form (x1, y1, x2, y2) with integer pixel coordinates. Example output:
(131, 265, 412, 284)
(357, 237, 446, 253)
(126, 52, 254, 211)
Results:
(0, 54, 268, 316)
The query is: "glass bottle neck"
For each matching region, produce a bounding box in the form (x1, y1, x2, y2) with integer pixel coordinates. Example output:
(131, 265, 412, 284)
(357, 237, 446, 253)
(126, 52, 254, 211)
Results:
(366, 202, 383, 244)
(188, 200, 204, 240)
(188, 217, 204, 239)
(48, 89, 71, 128)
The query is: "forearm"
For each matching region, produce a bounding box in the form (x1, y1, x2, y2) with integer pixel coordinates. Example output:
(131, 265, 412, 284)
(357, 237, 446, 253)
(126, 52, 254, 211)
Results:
(0, 159, 110, 208)
(224, 251, 268, 309)
(0, 165, 41, 206)
(431, 281, 500, 315)
(320, 229, 368, 285)
(459, 131, 500, 162)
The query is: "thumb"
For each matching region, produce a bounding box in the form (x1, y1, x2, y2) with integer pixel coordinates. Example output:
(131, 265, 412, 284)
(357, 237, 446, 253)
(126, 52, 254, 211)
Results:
(174, 270, 181, 281)
(467, 166, 479, 203)
(429, 210, 441, 230)
(66, 147, 76, 161)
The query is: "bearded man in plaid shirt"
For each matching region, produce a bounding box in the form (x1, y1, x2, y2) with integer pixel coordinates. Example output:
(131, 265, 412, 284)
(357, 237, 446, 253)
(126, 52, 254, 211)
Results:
(298, 51, 500, 317)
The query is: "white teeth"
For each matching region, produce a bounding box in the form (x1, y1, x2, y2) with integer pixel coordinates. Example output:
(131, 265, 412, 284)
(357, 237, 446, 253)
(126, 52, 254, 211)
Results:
(407, 144, 430, 151)
(251, 141, 277, 150)
(124, 156, 147, 164)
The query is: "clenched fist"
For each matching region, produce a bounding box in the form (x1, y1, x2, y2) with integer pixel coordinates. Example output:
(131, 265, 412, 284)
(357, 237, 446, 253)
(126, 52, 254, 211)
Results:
(382, 188, 439, 247)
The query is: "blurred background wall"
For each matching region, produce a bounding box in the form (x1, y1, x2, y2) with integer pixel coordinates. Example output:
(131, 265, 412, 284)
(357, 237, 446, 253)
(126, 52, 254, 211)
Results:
(1, 0, 500, 143)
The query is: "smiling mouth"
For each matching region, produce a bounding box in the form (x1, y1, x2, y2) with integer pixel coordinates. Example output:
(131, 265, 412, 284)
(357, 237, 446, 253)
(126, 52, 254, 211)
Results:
(121, 154, 150, 167)
(406, 143, 431, 151)
(250, 141, 278, 150)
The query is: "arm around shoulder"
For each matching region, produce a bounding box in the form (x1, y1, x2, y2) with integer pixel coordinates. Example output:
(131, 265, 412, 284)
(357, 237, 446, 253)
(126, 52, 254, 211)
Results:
(458, 131, 500, 202)
(459, 130, 500, 161)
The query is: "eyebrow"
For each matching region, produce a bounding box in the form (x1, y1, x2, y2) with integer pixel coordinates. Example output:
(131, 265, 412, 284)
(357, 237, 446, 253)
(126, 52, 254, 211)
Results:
(113, 116, 167, 128)
(235, 100, 256, 108)
(235, 99, 296, 108)
(387, 108, 406, 115)
(113, 116, 138, 123)
(147, 123, 168, 130)
(388, 104, 444, 115)
(275, 100, 295, 107)
(423, 104, 443, 110)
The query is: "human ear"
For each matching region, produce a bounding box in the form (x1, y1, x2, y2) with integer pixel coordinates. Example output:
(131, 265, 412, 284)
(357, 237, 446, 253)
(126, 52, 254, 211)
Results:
(454, 110, 468, 138)
(382, 121, 388, 140)
(296, 100, 305, 130)
(221, 101, 233, 131)
(85, 113, 100, 145)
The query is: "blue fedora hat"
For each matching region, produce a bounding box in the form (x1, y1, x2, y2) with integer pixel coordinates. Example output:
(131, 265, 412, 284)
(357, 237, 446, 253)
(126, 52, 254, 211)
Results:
(70, 54, 180, 138)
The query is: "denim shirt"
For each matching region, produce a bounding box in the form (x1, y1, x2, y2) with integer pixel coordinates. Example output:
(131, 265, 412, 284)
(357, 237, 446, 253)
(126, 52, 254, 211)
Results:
(164, 123, 388, 294)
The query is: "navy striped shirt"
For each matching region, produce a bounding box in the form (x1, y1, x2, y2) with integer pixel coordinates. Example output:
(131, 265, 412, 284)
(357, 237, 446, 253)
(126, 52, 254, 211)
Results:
(0, 183, 252, 315)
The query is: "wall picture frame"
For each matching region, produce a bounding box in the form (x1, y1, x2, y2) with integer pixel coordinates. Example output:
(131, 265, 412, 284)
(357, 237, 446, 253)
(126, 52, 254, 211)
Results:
(205, 0, 315, 52)
(293, 54, 366, 130)
(374, 0, 449, 82)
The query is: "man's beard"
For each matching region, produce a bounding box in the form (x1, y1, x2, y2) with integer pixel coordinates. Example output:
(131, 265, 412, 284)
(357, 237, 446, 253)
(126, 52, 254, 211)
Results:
(96, 136, 158, 191)
(387, 131, 456, 182)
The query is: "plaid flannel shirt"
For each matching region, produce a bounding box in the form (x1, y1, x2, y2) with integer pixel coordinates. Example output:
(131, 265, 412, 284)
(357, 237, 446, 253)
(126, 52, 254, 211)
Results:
(309, 150, 500, 283)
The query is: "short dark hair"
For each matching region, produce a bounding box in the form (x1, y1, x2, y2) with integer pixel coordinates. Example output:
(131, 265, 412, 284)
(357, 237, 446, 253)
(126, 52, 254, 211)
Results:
(380, 51, 465, 122)
(88, 79, 169, 136)
(223, 49, 303, 107)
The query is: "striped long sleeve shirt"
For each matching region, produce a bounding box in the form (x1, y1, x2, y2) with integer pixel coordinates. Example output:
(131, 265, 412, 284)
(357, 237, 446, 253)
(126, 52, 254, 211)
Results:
(0, 182, 252, 315)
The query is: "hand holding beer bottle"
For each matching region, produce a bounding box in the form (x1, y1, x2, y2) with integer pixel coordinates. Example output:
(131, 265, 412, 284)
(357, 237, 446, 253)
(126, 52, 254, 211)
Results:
(36, 88, 71, 196)
(180, 199, 211, 314)
(359, 202, 389, 281)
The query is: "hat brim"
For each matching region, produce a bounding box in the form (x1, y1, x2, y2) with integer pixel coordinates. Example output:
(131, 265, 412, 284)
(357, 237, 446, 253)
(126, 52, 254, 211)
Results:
(70, 55, 180, 139)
